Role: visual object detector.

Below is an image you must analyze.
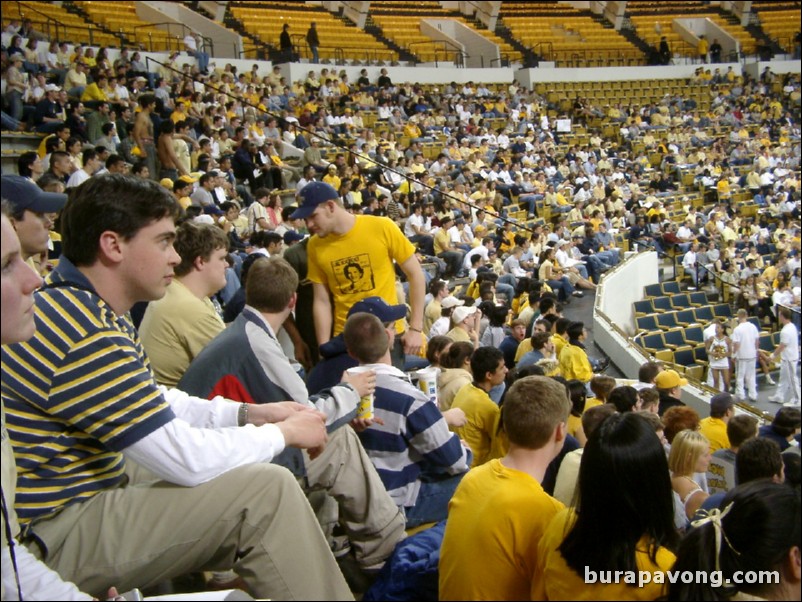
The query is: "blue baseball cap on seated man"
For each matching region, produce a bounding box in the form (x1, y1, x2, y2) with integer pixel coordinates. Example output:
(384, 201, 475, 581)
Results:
(348, 296, 407, 322)
(2, 174, 68, 214)
(290, 181, 339, 220)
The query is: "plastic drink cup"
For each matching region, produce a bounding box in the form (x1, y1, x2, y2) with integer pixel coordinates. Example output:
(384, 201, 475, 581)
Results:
(347, 366, 374, 419)
(415, 366, 441, 405)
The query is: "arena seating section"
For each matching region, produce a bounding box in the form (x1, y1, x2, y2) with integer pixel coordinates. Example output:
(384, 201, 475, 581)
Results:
(229, 1, 399, 63)
(500, 1, 642, 66)
(73, 1, 177, 52)
(3, 0, 120, 48)
(752, 1, 802, 54)
(632, 281, 782, 384)
(2, 1, 799, 388)
(627, 1, 757, 61)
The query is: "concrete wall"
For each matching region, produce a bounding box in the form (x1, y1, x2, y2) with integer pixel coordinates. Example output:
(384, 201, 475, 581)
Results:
(454, 1, 500, 30)
(604, 1, 627, 30)
(744, 59, 802, 80)
(514, 60, 741, 88)
(593, 251, 707, 417)
(282, 62, 513, 84)
(673, 17, 739, 61)
(139, 1, 242, 59)
(339, 1, 370, 29)
(421, 18, 500, 68)
(723, 1, 753, 27)
(198, 1, 227, 22)
(599, 250, 660, 338)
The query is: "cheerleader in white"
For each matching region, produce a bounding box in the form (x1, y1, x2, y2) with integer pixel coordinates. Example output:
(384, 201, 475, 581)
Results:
(706, 321, 731, 392)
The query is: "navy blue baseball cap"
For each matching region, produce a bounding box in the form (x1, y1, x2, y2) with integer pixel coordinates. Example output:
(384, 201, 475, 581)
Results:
(348, 296, 407, 322)
(2, 175, 67, 214)
(283, 230, 305, 245)
(290, 181, 339, 220)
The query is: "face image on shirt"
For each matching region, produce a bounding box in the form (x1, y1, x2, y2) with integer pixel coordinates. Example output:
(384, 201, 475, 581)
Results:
(333, 254, 375, 294)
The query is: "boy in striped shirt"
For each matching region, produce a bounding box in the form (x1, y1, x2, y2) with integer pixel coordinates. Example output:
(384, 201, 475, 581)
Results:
(344, 309, 471, 528)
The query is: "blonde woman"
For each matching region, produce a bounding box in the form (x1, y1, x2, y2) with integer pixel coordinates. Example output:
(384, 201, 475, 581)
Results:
(669, 429, 711, 531)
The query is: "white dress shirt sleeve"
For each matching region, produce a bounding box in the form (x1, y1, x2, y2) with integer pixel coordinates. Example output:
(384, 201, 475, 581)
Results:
(2, 543, 93, 601)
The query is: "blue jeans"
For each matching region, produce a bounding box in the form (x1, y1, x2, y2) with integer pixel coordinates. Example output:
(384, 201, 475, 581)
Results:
(596, 249, 620, 265)
(310, 46, 319, 63)
(404, 354, 429, 372)
(518, 193, 543, 216)
(547, 277, 575, 301)
(404, 472, 466, 528)
(4, 90, 23, 121)
(189, 50, 210, 73)
(495, 281, 515, 305)
(1, 110, 22, 130)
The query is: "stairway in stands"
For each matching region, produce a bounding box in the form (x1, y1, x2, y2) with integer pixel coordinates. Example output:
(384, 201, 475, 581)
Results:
(221, 5, 270, 60)
(734, 11, 786, 59)
(359, 14, 415, 64)
(62, 1, 127, 47)
(489, 16, 539, 67)
(617, 16, 661, 59)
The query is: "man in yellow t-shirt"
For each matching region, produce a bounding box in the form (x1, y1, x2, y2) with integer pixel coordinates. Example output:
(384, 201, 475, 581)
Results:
(559, 321, 594, 383)
(298, 182, 425, 369)
(697, 35, 709, 63)
(699, 392, 733, 453)
(440, 376, 569, 600)
(451, 346, 508, 467)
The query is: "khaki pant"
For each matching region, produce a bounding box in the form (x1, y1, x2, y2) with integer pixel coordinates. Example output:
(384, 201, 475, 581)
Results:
(303, 426, 406, 569)
(25, 463, 353, 601)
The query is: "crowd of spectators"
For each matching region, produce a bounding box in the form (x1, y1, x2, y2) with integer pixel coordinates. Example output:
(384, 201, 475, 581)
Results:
(2, 25, 801, 601)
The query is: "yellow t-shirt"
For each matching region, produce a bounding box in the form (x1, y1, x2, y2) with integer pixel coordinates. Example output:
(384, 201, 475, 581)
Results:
(533, 508, 676, 600)
(699, 417, 730, 453)
(516, 338, 533, 363)
(440, 459, 565, 601)
(423, 299, 441, 336)
(434, 228, 451, 255)
(451, 383, 502, 467)
(138, 279, 225, 387)
(559, 343, 594, 383)
(567, 414, 583, 439)
(307, 215, 415, 336)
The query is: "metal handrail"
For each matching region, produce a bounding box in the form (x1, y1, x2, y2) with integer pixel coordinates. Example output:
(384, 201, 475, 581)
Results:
(462, 0, 494, 21)
(532, 41, 553, 61)
(490, 52, 510, 67)
(129, 23, 214, 56)
(407, 39, 462, 66)
(10, 1, 128, 48)
(11, 0, 63, 41)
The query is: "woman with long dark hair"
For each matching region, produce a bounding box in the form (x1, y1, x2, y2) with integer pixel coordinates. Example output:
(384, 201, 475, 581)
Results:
(668, 481, 800, 601)
(533, 412, 679, 600)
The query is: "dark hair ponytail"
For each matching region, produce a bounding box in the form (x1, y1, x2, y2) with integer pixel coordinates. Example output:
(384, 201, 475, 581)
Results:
(668, 480, 801, 600)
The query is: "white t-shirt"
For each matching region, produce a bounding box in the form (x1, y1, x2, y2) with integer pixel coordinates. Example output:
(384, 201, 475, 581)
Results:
(463, 245, 489, 270)
(731, 321, 759, 360)
(65, 169, 91, 189)
(428, 316, 450, 340)
(779, 322, 799, 362)
(404, 213, 425, 238)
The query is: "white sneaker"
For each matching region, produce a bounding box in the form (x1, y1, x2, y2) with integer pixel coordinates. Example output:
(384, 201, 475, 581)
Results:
(783, 401, 801, 407)
(766, 375, 776, 385)
(768, 397, 783, 403)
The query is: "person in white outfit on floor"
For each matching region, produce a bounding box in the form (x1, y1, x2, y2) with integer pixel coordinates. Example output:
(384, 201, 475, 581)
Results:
(731, 308, 760, 402)
(769, 307, 800, 407)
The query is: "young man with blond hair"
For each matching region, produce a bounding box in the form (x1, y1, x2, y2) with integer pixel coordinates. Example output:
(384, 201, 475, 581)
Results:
(440, 376, 570, 600)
